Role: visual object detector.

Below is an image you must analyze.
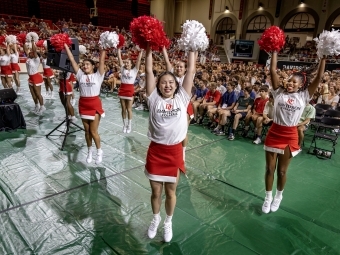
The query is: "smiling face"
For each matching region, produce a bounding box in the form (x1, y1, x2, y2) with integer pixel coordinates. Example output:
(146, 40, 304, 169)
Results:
(83, 60, 95, 74)
(157, 74, 178, 98)
(175, 61, 186, 77)
(123, 59, 132, 70)
(286, 75, 303, 93)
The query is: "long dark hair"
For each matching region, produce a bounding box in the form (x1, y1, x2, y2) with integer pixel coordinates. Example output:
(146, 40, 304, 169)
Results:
(156, 71, 180, 97)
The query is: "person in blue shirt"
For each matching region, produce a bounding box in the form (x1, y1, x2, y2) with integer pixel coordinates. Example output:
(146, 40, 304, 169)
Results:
(208, 81, 238, 134)
(190, 79, 209, 124)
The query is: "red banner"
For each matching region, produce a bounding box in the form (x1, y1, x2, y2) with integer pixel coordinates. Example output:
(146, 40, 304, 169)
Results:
(239, 0, 245, 20)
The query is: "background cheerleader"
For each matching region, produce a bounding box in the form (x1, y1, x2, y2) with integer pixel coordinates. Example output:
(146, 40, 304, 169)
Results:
(0, 43, 13, 88)
(58, 71, 76, 122)
(24, 40, 45, 114)
(41, 52, 55, 99)
(10, 43, 22, 94)
(64, 43, 105, 164)
(117, 48, 143, 133)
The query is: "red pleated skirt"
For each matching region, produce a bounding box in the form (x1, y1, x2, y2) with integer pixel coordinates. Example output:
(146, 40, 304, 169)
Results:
(118, 83, 134, 100)
(59, 80, 73, 95)
(78, 96, 105, 120)
(28, 73, 44, 86)
(145, 141, 185, 183)
(264, 122, 300, 157)
(43, 68, 54, 78)
(11, 63, 21, 72)
(0, 65, 13, 76)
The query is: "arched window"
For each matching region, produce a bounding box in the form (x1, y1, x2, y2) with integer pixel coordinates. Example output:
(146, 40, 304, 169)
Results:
(215, 17, 236, 34)
(331, 14, 340, 30)
(284, 12, 315, 32)
(246, 15, 270, 33)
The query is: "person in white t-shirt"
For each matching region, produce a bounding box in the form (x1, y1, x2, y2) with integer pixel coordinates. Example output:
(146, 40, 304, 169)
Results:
(10, 43, 21, 93)
(144, 44, 196, 243)
(24, 40, 45, 114)
(0, 43, 13, 88)
(261, 51, 326, 214)
(117, 48, 143, 134)
(64, 43, 106, 165)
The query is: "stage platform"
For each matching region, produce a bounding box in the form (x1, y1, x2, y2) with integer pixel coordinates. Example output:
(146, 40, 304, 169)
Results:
(0, 75, 339, 254)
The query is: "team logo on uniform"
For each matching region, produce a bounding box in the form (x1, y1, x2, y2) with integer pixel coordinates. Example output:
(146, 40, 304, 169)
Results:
(86, 76, 90, 83)
(165, 104, 173, 110)
(287, 98, 294, 105)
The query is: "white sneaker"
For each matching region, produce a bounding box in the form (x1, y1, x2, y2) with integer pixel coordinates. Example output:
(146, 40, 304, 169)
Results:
(86, 151, 93, 163)
(95, 149, 103, 164)
(70, 116, 77, 122)
(135, 105, 144, 111)
(37, 105, 46, 115)
(253, 137, 262, 144)
(71, 98, 76, 106)
(16, 87, 23, 95)
(33, 105, 40, 113)
(163, 222, 173, 242)
(270, 197, 282, 212)
(262, 197, 273, 214)
(45, 92, 50, 99)
(122, 125, 127, 133)
(147, 216, 161, 239)
(126, 125, 132, 134)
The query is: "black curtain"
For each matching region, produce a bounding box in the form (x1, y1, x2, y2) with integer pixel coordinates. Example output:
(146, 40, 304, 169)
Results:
(132, 0, 138, 17)
(85, 0, 94, 8)
(27, 0, 40, 18)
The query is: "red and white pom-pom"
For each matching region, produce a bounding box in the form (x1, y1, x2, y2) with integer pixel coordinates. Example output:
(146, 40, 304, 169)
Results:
(16, 33, 27, 45)
(5, 35, 17, 45)
(314, 29, 340, 58)
(118, 34, 125, 48)
(0, 36, 6, 46)
(36, 40, 45, 48)
(98, 31, 119, 49)
(50, 33, 72, 52)
(177, 20, 209, 52)
(26, 32, 39, 42)
(129, 15, 170, 51)
(79, 45, 87, 54)
(258, 26, 285, 52)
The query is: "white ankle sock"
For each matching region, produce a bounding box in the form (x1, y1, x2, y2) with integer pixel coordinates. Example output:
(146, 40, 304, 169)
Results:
(275, 189, 283, 199)
(265, 191, 272, 200)
(153, 212, 161, 221)
(97, 148, 102, 154)
(164, 215, 172, 223)
(123, 119, 127, 126)
(128, 119, 132, 126)
(88, 146, 92, 152)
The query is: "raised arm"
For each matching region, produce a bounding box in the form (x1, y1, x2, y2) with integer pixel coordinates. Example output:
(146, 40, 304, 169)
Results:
(98, 49, 106, 75)
(145, 45, 155, 96)
(135, 49, 143, 71)
(308, 58, 326, 97)
(31, 40, 38, 58)
(117, 48, 123, 67)
(270, 52, 280, 90)
(162, 46, 172, 72)
(13, 43, 18, 54)
(182, 51, 196, 96)
(64, 43, 79, 73)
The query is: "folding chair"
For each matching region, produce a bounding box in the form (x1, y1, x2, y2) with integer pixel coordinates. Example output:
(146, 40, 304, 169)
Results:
(309, 107, 324, 129)
(308, 117, 340, 159)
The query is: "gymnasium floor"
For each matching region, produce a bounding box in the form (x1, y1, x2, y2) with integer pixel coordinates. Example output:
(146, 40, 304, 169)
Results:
(0, 75, 339, 255)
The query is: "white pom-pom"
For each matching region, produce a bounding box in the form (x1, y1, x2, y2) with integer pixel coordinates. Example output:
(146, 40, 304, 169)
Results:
(25, 42, 32, 49)
(79, 45, 87, 54)
(98, 31, 119, 49)
(6, 35, 17, 45)
(177, 20, 209, 52)
(314, 29, 340, 58)
(26, 32, 39, 42)
(43, 40, 47, 48)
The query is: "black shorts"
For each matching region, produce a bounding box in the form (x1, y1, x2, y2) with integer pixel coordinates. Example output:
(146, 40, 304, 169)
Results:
(231, 112, 247, 119)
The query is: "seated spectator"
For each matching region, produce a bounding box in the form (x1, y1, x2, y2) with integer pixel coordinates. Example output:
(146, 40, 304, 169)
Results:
(190, 79, 209, 124)
(216, 77, 226, 95)
(133, 73, 147, 110)
(227, 87, 254, 140)
(297, 103, 316, 147)
(0, 18, 7, 29)
(318, 82, 339, 108)
(210, 81, 237, 135)
(197, 82, 221, 125)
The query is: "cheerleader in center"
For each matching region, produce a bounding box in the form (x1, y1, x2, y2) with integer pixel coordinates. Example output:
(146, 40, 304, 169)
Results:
(10, 43, 22, 94)
(117, 48, 143, 133)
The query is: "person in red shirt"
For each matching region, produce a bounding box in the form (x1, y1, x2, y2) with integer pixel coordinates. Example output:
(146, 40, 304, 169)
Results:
(243, 86, 269, 143)
(197, 82, 221, 125)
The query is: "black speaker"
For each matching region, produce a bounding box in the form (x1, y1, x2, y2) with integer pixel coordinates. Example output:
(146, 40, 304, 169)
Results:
(258, 50, 269, 66)
(46, 38, 79, 72)
(0, 88, 17, 104)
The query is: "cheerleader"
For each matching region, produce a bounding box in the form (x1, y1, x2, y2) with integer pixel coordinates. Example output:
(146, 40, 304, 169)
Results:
(58, 71, 76, 122)
(41, 52, 55, 99)
(145, 44, 196, 242)
(10, 43, 21, 93)
(0, 43, 13, 88)
(23, 40, 45, 114)
(64, 43, 105, 164)
(163, 47, 195, 160)
(262, 52, 326, 214)
(117, 48, 143, 133)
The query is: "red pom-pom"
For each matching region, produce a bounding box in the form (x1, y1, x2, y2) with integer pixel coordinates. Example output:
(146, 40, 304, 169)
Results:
(129, 15, 170, 51)
(50, 33, 72, 52)
(0, 36, 5, 46)
(36, 40, 44, 48)
(16, 33, 27, 45)
(258, 26, 285, 52)
(118, 34, 125, 48)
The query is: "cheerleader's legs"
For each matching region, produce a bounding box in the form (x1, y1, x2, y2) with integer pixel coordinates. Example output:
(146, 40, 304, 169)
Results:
(5, 75, 12, 88)
(164, 170, 180, 217)
(82, 114, 101, 149)
(120, 99, 133, 133)
(32, 84, 44, 106)
(13, 72, 20, 89)
(1, 76, 8, 88)
(28, 85, 38, 104)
